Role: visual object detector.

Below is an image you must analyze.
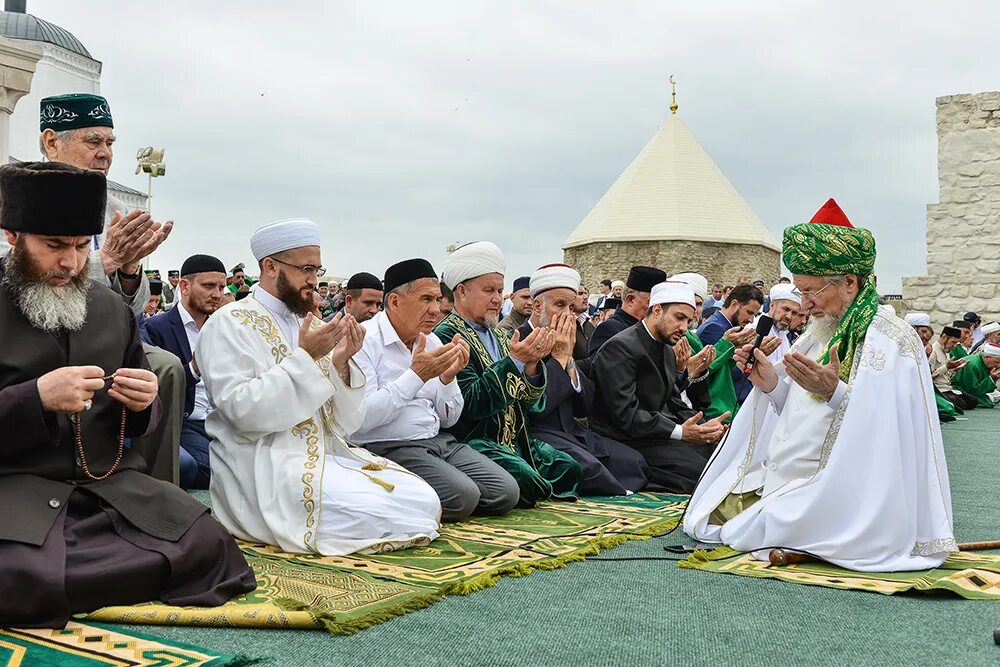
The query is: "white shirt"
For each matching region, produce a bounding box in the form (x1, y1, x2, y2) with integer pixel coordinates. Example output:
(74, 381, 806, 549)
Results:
(351, 311, 464, 444)
(176, 301, 212, 421)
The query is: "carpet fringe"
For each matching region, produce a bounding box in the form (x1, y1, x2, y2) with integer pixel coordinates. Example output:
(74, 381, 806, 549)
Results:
(677, 545, 741, 569)
(274, 517, 679, 635)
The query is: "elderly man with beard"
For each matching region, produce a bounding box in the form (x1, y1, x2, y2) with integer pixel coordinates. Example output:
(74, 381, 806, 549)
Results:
(516, 264, 648, 495)
(143, 255, 228, 489)
(684, 198, 955, 572)
(434, 242, 582, 506)
(0, 162, 254, 628)
(198, 219, 440, 555)
(37, 93, 184, 484)
(590, 281, 727, 493)
(351, 258, 519, 521)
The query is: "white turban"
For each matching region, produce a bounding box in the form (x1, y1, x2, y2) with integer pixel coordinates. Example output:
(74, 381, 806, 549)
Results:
(611, 280, 625, 291)
(981, 321, 1000, 335)
(982, 343, 1000, 357)
(904, 312, 932, 328)
(669, 273, 708, 301)
(769, 284, 802, 306)
(529, 264, 580, 299)
(441, 241, 505, 289)
(251, 218, 322, 261)
(649, 281, 696, 309)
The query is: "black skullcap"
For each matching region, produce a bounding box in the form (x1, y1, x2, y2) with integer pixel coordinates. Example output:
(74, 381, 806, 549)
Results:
(0, 162, 106, 236)
(952, 320, 972, 330)
(942, 326, 962, 338)
(168, 270, 180, 277)
(148, 279, 163, 296)
(512, 276, 530, 293)
(181, 254, 226, 277)
(600, 297, 622, 311)
(346, 271, 383, 291)
(626, 266, 666, 293)
(319, 281, 328, 287)
(384, 258, 437, 294)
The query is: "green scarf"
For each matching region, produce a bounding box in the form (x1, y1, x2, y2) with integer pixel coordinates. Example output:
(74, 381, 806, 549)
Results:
(817, 275, 879, 383)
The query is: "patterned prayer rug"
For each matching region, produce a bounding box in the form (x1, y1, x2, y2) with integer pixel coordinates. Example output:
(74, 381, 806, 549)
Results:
(82, 493, 686, 635)
(679, 546, 1000, 599)
(0, 621, 258, 666)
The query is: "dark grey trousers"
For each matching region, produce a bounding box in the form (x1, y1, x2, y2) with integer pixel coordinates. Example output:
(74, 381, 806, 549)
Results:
(361, 433, 519, 521)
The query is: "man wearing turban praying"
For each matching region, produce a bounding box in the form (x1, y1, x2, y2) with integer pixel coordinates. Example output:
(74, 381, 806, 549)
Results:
(685, 199, 955, 572)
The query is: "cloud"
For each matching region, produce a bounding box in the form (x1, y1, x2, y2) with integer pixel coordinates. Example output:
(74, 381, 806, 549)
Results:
(28, 0, 1000, 290)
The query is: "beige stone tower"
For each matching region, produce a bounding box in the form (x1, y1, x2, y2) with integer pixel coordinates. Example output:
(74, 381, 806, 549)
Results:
(562, 89, 780, 289)
(902, 92, 1000, 328)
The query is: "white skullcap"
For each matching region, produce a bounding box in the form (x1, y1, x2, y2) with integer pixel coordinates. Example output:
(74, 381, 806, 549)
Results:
(670, 273, 708, 301)
(529, 264, 581, 299)
(649, 281, 696, 309)
(769, 284, 802, 306)
(251, 218, 322, 261)
(904, 312, 932, 328)
(611, 280, 625, 290)
(441, 241, 505, 289)
(982, 343, 1000, 357)
(981, 321, 1000, 335)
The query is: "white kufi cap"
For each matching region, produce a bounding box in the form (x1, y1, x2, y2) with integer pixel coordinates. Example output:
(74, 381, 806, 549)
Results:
(769, 284, 802, 306)
(610, 280, 625, 290)
(441, 241, 506, 289)
(982, 343, 1000, 357)
(529, 264, 581, 299)
(649, 281, 696, 309)
(981, 321, 1000, 335)
(669, 273, 708, 301)
(904, 312, 932, 328)
(251, 218, 322, 262)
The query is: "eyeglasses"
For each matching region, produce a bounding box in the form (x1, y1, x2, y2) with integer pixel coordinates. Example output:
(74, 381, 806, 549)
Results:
(798, 283, 833, 300)
(269, 257, 326, 277)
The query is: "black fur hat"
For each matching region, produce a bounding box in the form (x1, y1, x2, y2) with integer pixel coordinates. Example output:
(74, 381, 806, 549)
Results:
(0, 162, 106, 236)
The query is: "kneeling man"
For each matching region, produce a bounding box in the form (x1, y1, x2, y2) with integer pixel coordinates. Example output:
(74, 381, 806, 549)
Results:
(199, 219, 441, 555)
(352, 258, 519, 520)
(684, 199, 955, 571)
(0, 163, 253, 628)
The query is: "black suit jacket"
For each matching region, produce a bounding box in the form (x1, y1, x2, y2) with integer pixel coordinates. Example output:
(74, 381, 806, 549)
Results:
(574, 319, 595, 361)
(517, 322, 594, 438)
(588, 308, 639, 357)
(589, 322, 710, 447)
(143, 306, 197, 419)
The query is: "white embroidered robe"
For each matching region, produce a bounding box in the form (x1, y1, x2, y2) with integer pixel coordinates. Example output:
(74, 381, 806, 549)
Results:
(685, 307, 955, 572)
(197, 293, 440, 555)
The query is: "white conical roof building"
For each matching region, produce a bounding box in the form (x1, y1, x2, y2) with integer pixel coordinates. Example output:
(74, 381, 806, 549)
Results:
(563, 90, 780, 289)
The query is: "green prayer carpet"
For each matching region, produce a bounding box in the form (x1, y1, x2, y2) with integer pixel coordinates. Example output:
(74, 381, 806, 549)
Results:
(110, 411, 1000, 666)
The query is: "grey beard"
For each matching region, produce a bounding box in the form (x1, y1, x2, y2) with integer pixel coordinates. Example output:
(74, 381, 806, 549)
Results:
(3, 262, 89, 333)
(485, 314, 500, 329)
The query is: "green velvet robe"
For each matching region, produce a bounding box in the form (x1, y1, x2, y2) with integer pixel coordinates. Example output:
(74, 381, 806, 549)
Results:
(684, 331, 738, 422)
(950, 345, 969, 360)
(434, 312, 581, 505)
(951, 353, 996, 409)
(934, 388, 961, 421)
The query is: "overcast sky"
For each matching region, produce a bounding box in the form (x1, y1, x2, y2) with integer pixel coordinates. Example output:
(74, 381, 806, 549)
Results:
(29, 1, 1000, 291)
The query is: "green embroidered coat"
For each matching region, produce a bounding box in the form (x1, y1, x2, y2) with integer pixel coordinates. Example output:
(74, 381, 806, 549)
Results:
(952, 353, 996, 409)
(434, 313, 581, 504)
(684, 331, 738, 422)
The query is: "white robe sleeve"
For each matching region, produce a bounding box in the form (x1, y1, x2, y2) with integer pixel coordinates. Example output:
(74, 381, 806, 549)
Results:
(198, 313, 345, 437)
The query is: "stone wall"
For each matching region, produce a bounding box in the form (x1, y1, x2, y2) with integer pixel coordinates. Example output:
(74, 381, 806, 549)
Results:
(902, 92, 1000, 329)
(564, 240, 780, 290)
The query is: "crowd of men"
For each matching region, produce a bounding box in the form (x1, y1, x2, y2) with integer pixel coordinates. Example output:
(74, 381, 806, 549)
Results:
(0, 92, 980, 628)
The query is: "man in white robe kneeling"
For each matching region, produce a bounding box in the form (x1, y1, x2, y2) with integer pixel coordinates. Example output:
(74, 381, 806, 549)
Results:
(684, 198, 955, 572)
(197, 218, 441, 555)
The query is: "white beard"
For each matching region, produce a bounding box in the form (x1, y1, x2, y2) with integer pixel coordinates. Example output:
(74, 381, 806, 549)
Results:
(485, 314, 499, 329)
(804, 313, 840, 345)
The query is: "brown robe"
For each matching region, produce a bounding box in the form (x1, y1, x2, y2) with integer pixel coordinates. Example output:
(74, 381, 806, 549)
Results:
(0, 260, 255, 628)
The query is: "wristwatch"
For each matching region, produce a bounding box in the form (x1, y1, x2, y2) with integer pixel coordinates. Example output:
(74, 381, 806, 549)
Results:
(116, 267, 141, 280)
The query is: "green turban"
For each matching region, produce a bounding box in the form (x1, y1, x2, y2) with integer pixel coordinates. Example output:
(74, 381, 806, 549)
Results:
(782, 223, 876, 277)
(39, 93, 113, 132)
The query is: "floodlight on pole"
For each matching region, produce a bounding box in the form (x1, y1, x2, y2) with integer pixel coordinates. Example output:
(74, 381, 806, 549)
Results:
(135, 146, 166, 217)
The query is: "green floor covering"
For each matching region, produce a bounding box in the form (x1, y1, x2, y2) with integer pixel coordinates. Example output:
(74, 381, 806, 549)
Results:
(117, 411, 1000, 666)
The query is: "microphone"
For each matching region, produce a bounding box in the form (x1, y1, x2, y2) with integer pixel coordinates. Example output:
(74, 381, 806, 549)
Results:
(743, 314, 774, 374)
